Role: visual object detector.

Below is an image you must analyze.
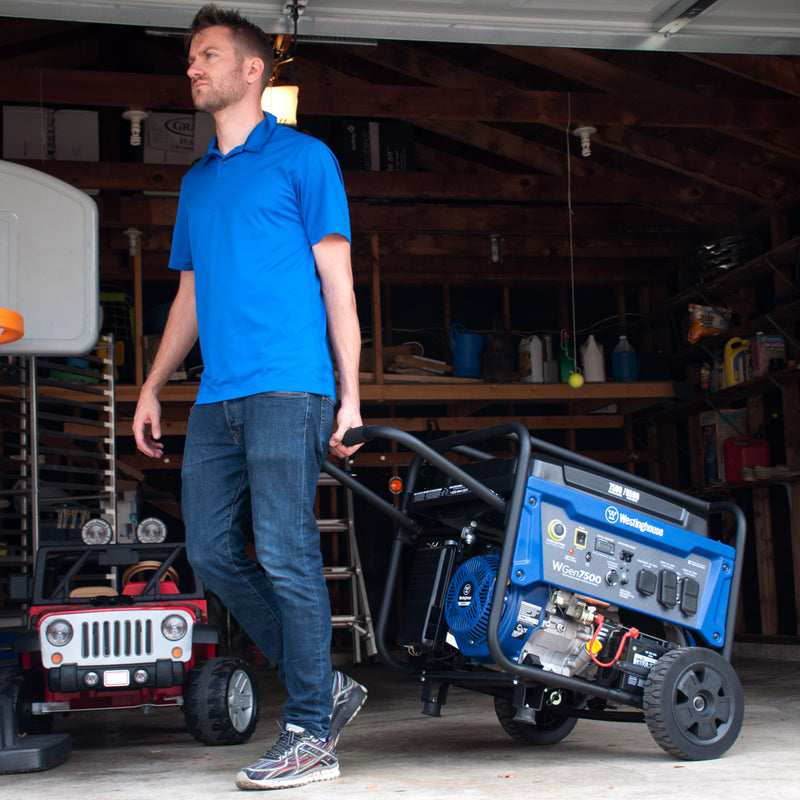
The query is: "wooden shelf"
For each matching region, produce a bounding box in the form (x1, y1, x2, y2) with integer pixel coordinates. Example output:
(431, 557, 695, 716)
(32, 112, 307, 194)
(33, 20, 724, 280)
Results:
(667, 235, 800, 310)
(113, 380, 677, 409)
(654, 366, 800, 418)
(671, 298, 800, 363)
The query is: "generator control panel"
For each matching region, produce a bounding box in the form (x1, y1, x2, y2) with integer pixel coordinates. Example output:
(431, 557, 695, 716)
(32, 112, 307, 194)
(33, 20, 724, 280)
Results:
(511, 462, 735, 647)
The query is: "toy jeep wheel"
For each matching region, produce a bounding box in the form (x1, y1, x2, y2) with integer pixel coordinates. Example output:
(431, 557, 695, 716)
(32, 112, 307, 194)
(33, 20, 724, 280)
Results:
(184, 657, 259, 745)
(643, 646, 744, 760)
(0, 667, 53, 735)
(493, 695, 578, 746)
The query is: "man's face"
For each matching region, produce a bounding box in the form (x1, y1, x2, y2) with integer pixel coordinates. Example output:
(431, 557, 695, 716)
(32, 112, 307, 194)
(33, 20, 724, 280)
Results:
(186, 26, 249, 114)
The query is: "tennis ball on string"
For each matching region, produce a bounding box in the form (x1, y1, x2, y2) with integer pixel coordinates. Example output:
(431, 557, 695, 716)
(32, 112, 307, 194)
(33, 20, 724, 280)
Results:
(568, 371, 584, 389)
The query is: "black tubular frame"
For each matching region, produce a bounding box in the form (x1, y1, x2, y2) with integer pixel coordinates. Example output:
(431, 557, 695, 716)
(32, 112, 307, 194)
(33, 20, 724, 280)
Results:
(338, 423, 746, 704)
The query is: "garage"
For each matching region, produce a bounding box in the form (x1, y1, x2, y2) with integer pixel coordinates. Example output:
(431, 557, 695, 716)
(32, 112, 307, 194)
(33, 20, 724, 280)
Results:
(0, 1, 799, 795)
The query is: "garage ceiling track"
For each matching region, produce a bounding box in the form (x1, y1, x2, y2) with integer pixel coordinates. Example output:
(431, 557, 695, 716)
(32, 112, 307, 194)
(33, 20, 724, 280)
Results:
(1, 1, 800, 286)
(2, 0, 800, 54)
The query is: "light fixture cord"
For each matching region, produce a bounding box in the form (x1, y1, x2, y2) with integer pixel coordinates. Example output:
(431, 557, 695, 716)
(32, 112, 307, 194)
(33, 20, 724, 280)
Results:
(566, 92, 579, 372)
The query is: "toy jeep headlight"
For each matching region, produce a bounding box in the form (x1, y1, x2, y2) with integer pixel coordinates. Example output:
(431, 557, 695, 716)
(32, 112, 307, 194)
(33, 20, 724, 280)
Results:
(81, 517, 113, 546)
(136, 517, 167, 544)
(45, 618, 74, 647)
(161, 614, 188, 641)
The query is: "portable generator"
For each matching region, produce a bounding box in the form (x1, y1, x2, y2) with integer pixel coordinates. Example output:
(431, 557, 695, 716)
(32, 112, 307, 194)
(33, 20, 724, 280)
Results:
(329, 422, 746, 761)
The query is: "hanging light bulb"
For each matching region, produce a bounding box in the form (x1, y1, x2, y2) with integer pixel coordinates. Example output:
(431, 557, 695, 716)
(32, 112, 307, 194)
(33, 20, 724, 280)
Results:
(122, 109, 149, 146)
(262, 3, 302, 126)
(261, 85, 299, 126)
(573, 125, 597, 158)
(488, 234, 504, 266)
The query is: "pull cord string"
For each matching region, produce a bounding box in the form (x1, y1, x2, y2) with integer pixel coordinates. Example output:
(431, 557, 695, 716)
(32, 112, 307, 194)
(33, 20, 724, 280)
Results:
(566, 92, 579, 372)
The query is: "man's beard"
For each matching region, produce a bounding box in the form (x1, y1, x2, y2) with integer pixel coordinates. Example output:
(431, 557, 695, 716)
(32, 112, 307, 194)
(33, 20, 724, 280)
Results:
(192, 66, 248, 114)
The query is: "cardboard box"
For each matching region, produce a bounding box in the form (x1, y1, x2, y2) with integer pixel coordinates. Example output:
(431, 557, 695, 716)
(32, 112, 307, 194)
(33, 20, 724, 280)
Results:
(750, 333, 785, 377)
(337, 119, 414, 171)
(143, 112, 214, 164)
(54, 109, 99, 161)
(2, 105, 54, 160)
(700, 408, 747, 483)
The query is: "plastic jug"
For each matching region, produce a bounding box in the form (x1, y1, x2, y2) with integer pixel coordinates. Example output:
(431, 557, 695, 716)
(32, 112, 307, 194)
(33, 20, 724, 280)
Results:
(580, 334, 606, 382)
(612, 335, 638, 382)
(542, 334, 558, 382)
(723, 337, 749, 388)
(450, 324, 484, 378)
(519, 334, 544, 383)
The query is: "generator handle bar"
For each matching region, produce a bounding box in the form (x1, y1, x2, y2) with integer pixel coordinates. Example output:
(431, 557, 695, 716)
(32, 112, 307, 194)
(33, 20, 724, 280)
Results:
(321, 459, 422, 535)
(343, 425, 511, 514)
(708, 500, 747, 661)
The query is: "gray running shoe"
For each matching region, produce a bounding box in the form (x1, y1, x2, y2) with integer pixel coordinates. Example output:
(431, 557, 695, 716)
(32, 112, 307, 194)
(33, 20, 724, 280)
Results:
(329, 670, 368, 742)
(235, 725, 339, 790)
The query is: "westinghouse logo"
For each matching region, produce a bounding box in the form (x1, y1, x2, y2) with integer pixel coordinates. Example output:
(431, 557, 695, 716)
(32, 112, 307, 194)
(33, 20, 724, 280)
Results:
(605, 505, 664, 537)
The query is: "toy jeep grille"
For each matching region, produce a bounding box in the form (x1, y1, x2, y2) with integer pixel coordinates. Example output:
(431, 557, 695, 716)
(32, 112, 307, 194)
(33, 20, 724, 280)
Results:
(39, 608, 195, 667)
(81, 619, 154, 659)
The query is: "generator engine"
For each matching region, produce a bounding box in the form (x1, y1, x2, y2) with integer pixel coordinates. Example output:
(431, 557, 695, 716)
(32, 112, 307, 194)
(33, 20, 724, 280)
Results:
(443, 551, 627, 677)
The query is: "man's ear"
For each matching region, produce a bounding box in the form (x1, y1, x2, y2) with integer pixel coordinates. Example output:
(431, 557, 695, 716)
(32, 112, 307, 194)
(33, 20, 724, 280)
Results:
(246, 56, 265, 85)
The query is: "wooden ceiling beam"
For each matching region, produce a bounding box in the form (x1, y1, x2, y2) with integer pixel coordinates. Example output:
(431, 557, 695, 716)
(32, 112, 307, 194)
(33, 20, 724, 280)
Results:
(686, 53, 800, 98)
(2, 67, 799, 129)
(99, 250, 666, 286)
(14, 159, 745, 207)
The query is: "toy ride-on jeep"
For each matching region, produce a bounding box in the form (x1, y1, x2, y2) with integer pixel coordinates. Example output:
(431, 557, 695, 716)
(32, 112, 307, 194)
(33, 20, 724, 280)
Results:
(328, 422, 746, 761)
(3, 540, 259, 753)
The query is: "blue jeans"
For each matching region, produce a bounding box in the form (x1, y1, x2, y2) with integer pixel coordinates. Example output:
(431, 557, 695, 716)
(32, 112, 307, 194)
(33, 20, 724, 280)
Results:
(182, 392, 335, 737)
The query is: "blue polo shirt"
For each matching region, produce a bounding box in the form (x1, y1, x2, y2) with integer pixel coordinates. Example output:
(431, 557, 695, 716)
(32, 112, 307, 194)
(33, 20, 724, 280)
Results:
(169, 114, 351, 404)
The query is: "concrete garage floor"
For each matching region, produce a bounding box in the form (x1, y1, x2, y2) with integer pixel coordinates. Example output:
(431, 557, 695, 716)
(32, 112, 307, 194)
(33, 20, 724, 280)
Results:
(2, 647, 799, 800)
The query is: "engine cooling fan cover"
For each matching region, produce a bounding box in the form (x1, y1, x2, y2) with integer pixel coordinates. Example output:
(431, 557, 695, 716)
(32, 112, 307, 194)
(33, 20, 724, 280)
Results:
(444, 553, 527, 662)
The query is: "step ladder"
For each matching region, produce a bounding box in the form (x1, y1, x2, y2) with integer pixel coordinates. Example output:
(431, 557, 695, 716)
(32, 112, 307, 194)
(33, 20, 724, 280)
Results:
(316, 465, 376, 663)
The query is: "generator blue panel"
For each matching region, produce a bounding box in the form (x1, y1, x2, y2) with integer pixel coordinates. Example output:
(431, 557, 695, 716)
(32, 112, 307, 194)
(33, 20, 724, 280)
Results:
(511, 472, 735, 647)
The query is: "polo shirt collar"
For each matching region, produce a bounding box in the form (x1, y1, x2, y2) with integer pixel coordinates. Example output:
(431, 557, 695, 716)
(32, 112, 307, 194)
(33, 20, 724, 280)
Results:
(198, 113, 277, 165)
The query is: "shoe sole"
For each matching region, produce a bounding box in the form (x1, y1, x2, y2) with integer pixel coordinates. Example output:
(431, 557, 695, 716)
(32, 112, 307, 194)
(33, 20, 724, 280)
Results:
(235, 764, 340, 790)
(331, 684, 367, 743)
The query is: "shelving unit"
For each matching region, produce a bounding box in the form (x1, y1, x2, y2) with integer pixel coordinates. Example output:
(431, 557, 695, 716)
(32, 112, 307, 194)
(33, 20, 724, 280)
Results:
(31, 344, 117, 549)
(0, 337, 117, 622)
(0, 359, 31, 625)
(662, 236, 800, 640)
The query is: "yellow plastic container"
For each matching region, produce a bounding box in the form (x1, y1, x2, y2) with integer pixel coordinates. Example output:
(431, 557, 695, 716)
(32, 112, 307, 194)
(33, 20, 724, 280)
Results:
(723, 337, 749, 388)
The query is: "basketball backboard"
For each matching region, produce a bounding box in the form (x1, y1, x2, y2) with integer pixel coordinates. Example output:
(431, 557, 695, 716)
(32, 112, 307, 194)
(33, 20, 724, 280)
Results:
(0, 159, 98, 356)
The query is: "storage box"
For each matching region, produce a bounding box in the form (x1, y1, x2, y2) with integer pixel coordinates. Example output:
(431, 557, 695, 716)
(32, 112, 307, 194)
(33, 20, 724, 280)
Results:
(337, 119, 414, 171)
(750, 333, 785, 377)
(2, 105, 54, 159)
(54, 109, 99, 161)
(143, 112, 214, 164)
(700, 408, 747, 483)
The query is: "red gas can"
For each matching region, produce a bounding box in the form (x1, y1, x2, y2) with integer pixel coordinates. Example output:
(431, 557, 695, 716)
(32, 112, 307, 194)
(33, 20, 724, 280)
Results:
(723, 437, 771, 483)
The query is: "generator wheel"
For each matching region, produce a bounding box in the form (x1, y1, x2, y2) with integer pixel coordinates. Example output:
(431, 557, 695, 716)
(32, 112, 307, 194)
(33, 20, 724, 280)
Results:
(643, 646, 743, 760)
(0, 667, 53, 735)
(493, 695, 578, 746)
(184, 657, 259, 745)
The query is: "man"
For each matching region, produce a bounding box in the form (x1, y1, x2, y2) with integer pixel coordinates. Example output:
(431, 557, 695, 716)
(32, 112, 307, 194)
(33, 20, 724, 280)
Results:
(132, 4, 366, 790)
